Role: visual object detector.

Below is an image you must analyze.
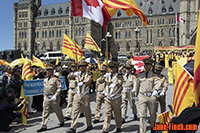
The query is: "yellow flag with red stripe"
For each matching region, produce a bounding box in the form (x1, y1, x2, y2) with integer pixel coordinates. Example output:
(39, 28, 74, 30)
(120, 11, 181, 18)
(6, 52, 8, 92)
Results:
(32, 56, 46, 69)
(55, 57, 59, 65)
(96, 56, 101, 70)
(84, 33, 102, 56)
(172, 61, 194, 116)
(0, 59, 10, 66)
(22, 59, 33, 80)
(62, 34, 84, 62)
(194, 12, 200, 107)
(157, 110, 172, 133)
(103, 0, 149, 26)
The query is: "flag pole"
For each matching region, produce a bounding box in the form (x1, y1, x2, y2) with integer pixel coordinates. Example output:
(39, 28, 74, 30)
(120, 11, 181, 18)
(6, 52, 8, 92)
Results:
(175, 13, 178, 46)
(73, 16, 78, 63)
(106, 25, 108, 67)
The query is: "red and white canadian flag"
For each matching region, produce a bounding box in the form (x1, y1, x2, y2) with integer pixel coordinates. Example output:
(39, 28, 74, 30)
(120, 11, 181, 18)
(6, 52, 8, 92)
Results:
(177, 14, 186, 24)
(132, 56, 149, 74)
(71, 0, 111, 31)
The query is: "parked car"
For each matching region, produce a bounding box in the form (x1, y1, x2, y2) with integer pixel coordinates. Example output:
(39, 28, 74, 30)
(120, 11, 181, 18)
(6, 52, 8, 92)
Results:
(117, 54, 128, 61)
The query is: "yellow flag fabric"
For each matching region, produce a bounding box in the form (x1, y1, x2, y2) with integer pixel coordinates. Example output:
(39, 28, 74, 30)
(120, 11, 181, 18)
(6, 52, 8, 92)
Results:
(32, 56, 46, 69)
(55, 57, 59, 65)
(110, 53, 112, 59)
(84, 33, 102, 56)
(0, 59, 10, 66)
(10, 58, 32, 68)
(21, 53, 24, 59)
(194, 12, 200, 107)
(22, 59, 33, 80)
(157, 110, 172, 133)
(164, 54, 169, 68)
(103, 0, 149, 26)
(172, 61, 194, 116)
(62, 34, 84, 62)
(96, 56, 101, 70)
(19, 85, 28, 125)
(168, 67, 174, 84)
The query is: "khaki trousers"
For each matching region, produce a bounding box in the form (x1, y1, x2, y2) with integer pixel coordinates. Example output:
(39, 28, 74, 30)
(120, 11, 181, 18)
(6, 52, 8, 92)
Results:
(65, 90, 76, 118)
(41, 96, 64, 128)
(70, 93, 92, 129)
(121, 89, 137, 119)
(103, 97, 122, 132)
(156, 95, 166, 113)
(138, 94, 157, 133)
(94, 93, 105, 120)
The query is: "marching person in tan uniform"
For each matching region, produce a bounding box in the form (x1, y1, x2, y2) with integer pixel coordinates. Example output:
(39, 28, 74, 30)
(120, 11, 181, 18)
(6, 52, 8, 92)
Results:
(135, 58, 157, 133)
(64, 62, 77, 120)
(101, 61, 123, 133)
(37, 64, 64, 132)
(121, 63, 137, 124)
(93, 65, 107, 123)
(154, 65, 168, 113)
(67, 60, 92, 133)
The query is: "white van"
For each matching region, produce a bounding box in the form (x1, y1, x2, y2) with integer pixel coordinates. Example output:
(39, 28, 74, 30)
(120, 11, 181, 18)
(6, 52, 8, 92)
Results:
(40, 51, 64, 60)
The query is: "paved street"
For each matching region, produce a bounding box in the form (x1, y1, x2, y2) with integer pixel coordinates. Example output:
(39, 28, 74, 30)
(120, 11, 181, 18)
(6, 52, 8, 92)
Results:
(8, 70, 175, 133)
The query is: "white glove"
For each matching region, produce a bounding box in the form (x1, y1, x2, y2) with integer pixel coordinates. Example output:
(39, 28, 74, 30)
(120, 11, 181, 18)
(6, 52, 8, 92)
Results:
(152, 90, 158, 96)
(104, 73, 110, 78)
(132, 89, 136, 94)
(109, 83, 115, 88)
(160, 92, 165, 96)
(74, 72, 80, 76)
(77, 82, 84, 86)
(51, 95, 56, 101)
(134, 97, 138, 101)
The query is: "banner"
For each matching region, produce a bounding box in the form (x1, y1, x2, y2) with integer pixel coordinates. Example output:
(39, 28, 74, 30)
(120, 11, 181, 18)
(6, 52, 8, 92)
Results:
(23, 77, 67, 96)
(154, 45, 195, 51)
(132, 56, 149, 74)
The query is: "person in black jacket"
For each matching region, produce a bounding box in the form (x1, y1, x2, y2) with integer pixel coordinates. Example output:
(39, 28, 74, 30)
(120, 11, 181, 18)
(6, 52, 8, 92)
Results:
(7, 66, 23, 103)
(0, 94, 26, 132)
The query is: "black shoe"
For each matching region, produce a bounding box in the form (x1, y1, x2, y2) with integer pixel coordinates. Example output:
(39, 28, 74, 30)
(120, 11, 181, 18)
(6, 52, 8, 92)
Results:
(85, 126, 93, 131)
(102, 131, 108, 133)
(37, 128, 47, 132)
(122, 118, 126, 124)
(116, 128, 121, 133)
(93, 119, 100, 124)
(60, 121, 64, 127)
(66, 128, 76, 133)
(80, 113, 84, 118)
(134, 114, 137, 120)
(64, 116, 71, 121)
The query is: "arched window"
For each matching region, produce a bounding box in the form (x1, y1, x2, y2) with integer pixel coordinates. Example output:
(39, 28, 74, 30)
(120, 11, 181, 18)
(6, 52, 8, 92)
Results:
(163, 19, 165, 24)
(159, 41, 162, 46)
(37, 31, 39, 38)
(157, 29, 160, 37)
(52, 30, 54, 37)
(169, 28, 172, 37)
(148, 8, 153, 14)
(119, 32, 121, 39)
(115, 32, 118, 39)
(56, 30, 59, 37)
(125, 31, 128, 39)
(45, 31, 47, 38)
(169, 18, 171, 24)
(82, 28, 85, 35)
(162, 7, 166, 13)
(18, 43, 21, 50)
(57, 42, 60, 50)
(44, 9, 48, 16)
(76, 28, 78, 36)
(157, 19, 160, 25)
(117, 10, 121, 17)
(65, 29, 68, 35)
(50, 42, 53, 50)
(79, 28, 81, 36)
(51, 8, 55, 15)
(169, 6, 174, 12)
(58, 7, 63, 14)
(24, 42, 27, 51)
(60, 30, 62, 37)
(49, 31, 52, 38)
(129, 31, 131, 38)
(126, 42, 130, 51)
(82, 40, 85, 49)
(66, 7, 69, 15)
(161, 29, 164, 37)
(42, 42, 46, 50)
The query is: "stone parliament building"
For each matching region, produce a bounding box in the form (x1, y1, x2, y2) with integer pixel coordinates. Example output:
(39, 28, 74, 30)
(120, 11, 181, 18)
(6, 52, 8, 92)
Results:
(13, 0, 200, 58)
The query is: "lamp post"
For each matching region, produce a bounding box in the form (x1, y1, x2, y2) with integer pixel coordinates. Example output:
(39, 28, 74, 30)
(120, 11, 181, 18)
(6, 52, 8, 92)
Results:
(106, 32, 112, 57)
(135, 28, 140, 53)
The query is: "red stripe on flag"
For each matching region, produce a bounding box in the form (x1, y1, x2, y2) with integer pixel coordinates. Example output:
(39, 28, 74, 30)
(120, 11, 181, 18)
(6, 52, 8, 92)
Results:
(23, 105, 29, 118)
(173, 73, 189, 111)
(71, 0, 83, 17)
(194, 64, 200, 92)
(24, 71, 32, 79)
(63, 46, 83, 56)
(63, 45, 83, 55)
(162, 113, 166, 124)
(63, 43, 84, 54)
(175, 78, 192, 116)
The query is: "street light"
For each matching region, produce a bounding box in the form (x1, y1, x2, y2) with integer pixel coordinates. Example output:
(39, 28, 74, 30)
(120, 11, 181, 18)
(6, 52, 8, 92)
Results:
(135, 28, 140, 52)
(106, 32, 112, 56)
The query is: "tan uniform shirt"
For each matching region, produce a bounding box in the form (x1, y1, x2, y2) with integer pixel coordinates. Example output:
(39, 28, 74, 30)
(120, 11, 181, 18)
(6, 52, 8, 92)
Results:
(96, 76, 106, 93)
(123, 74, 136, 91)
(135, 70, 155, 96)
(154, 75, 168, 93)
(43, 76, 62, 97)
(68, 72, 77, 89)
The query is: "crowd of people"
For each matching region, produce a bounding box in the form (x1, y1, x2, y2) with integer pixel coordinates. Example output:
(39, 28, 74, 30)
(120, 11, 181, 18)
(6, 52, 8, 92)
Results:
(0, 49, 196, 133)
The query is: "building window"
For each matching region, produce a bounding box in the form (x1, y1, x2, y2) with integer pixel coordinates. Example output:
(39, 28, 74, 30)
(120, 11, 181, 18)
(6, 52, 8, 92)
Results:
(24, 42, 27, 51)
(157, 19, 160, 25)
(173, 28, 176, 37)
(125, 31, 128, 39)
(38, 10, 41, 16)
(162, 7, 166, 13)
(161, 0, 164, 4)
(117, 43, 120, 51)
(169, 6, 174, 12)
(115, 32, 118, 39)
(60, 30, 62, 37)
(66, 7, 69, 15)
(22, 32, 24, 39)
(139, 30, 142, 38)
(49, 31, 52, 38)
(52, 30, 54, 37)
(82, 17, 86, 23)
(65, 29, 68, 35)
(45, 31, 47, 38)
(82, 28, 85, 35)
(49, 21, 55, 26)
(19, 32, 21, 39)
(18, 23, 22, 28)
(56, 20, 62, 26)
(24, 22, 27, 27)
(126, 43, 130, 51)
(57, 42, 60, 50)
(140, 2, 143, 7)
(42, 31, 44, 38)
(170, 40, 174, 46)
(117, 10, 121, 17)
(163, 19, 165, 24)
(19, 12, 22, 18)
(119, 32, 121, 39)
(169, 28, 172, 37)
(51, 8, 55, 15)
(76, 28, 78, 36)
(37, 31, 39, 38)
(58, 7, 63, 14)
(79, 28, 81, 36)
(65, 19, 69, 25)
(36, 22, 40, 27)
(50, 42, 53, 50)
(148, 8, 153, 14)
(129, 31, 131, 38)
(42, 42, 46, 50)
(147, 30, 149, 43)
(157, 29, 160, 37)
(56, 30, 59, 38)
(172, 18, 174, 24)
(150, 29, 152, 43)
(24, 32, 27, 38)
(44, 9, 48, 16)
(161, 29, 164, 37)
(75, 18, 79, 23)
(42, 21, 48, 27)
(169, 18, 171, 24)
(159, 41, 162, 46)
